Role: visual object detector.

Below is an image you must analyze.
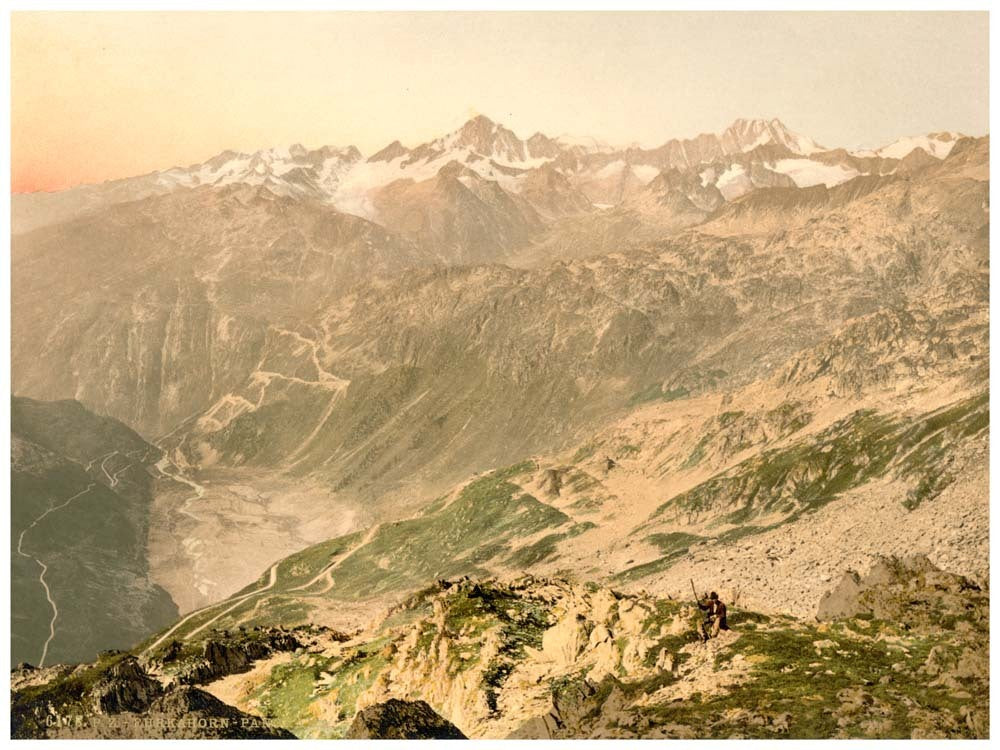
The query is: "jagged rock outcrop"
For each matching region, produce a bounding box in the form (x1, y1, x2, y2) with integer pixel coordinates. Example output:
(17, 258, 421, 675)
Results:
(817, 554, 987, 628)
(15, 572, 988, 739)
(539, 468, 566, 497)
(160, 629, 301, 685)
(201, 575, 988, 739)
(11, 653, 293, 739)
(346, 699, 467, 739)
(91, 656, 163, 714)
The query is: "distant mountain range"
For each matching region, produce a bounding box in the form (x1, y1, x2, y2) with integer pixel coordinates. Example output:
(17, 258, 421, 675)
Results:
(12, 116, 966, 233)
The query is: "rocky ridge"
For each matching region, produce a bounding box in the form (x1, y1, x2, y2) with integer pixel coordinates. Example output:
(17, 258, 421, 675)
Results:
(12, 557, 987, 739)
(346, 699, 467, 739)
(10, 645, 297, 739)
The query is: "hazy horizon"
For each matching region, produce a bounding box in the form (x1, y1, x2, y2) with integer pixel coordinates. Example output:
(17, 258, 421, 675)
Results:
(12, 11, 989, 192)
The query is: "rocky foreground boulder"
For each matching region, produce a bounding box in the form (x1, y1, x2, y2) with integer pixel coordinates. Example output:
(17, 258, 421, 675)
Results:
(10, 631, 302, 739)
(91, 656, 163, 714)
(347, 699, 467, 739)
(40, 685, 296, 740)
(165, 630, 302, 685)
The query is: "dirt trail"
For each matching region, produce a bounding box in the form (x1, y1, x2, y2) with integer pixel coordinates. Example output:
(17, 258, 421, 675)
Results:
(15, 483, 96, 667)
(154, 456, 205, 523)
(144, 562, 280, 653)
(286, 524, 379, 593)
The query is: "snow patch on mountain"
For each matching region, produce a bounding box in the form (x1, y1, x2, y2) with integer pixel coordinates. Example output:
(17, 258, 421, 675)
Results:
(876, 133, 963, 160)
(27, 115, 973, 237)
(770, 158, 860, 188)
(770, 125, 825, 156)
(715, 164, 753, 200)
(631, 164, 661, 184)
(724, 118, 825, 156)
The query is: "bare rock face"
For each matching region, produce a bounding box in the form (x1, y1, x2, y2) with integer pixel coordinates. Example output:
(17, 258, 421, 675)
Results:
(91, 656, 163, 715)
(143, 687, 296, 739)
(816, 571, 867, 620)
(346, 699, 467, 739)
(816, 554, 986, 628)
(508, 673, 626, 739)
(12, 652, 294, 739)
(540, 610, 590, 666)
(540, 468, 565, 497)
(169, 630, 301, 684)
(201, 640, 250, 675)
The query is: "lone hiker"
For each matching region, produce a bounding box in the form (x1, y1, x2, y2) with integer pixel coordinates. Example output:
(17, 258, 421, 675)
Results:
(698, 591, 728, 641)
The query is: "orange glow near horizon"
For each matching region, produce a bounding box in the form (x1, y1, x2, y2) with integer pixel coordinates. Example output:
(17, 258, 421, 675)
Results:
(11, 11, 989, 194)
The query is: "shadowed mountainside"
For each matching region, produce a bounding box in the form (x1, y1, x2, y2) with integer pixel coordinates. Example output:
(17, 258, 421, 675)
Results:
(11, 398, 179, 666)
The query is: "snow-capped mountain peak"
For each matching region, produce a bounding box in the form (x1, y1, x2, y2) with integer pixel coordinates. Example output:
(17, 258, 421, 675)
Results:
(721, 118, 824, 156)
(425, 114, 544, 167)
(155, 143, 363, 197)
(34, 114, 971, 236)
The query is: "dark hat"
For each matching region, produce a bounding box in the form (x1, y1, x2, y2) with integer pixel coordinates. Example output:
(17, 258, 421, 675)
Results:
(710, 591, 718, 600)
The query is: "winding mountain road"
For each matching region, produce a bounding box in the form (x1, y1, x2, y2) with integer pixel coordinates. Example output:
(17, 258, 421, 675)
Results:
(154, 456, 205, 523)
(142, 513, 382, 653)
(144, 561, 280, 654)
(110, 461, 134, 488)
(15, 483, 96, 667)
(100, 453, 117, 485)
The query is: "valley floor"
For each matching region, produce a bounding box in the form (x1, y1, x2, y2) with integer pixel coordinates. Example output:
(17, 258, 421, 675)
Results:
(149, 464, 362, 613)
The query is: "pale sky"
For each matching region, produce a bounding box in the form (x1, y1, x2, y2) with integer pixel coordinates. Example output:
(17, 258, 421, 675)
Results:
(11, 11, 989, 193)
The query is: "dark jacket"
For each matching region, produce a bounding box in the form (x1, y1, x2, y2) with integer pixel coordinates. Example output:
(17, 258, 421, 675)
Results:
(699, 599, 729, 629)
(715, 601, 728, 629)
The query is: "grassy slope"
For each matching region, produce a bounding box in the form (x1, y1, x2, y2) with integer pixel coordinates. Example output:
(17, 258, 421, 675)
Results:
(639, 616, 982, 739)
(143, 461, 574, 642)
(617, 392, 987, 582)
(142, 392, 987, 647)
